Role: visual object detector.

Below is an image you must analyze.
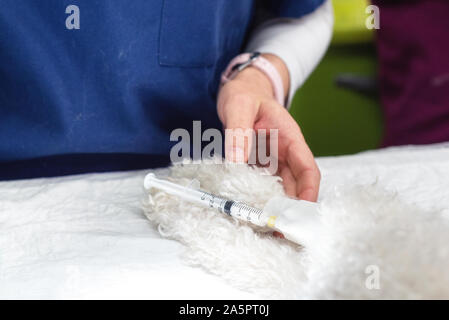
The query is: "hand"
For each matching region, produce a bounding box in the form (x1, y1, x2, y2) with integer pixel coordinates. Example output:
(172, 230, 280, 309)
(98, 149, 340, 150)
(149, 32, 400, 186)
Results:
(217, 54, 320, 202)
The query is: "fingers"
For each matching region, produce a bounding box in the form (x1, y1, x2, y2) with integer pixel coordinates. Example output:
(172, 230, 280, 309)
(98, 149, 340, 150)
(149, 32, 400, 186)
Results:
(217, 80, 320, 200)
(279, 165, 296, 197)
(287, 140, 321, 202)
(296, 169, 321, 202)
(221, 94, 259, 162)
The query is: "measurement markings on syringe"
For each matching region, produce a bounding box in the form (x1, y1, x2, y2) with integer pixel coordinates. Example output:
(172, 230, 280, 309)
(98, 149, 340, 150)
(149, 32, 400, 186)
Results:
(232, 202, 263, 222)
(199, 191, 263, 222)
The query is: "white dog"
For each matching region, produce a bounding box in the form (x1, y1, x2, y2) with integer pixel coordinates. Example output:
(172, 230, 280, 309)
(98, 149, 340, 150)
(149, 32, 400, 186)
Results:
(144, 159, 449, 299)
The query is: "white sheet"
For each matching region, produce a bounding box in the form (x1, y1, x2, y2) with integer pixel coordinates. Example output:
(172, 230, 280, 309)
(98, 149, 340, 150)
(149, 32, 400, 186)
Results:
(1, 143, 448, 299)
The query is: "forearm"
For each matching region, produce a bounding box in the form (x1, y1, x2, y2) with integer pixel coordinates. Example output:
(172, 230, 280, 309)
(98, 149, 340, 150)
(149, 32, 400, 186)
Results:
(246, 0, 334, 107)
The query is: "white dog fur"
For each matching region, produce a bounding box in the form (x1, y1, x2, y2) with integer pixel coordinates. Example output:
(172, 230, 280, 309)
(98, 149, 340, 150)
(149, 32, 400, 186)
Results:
(144, 159, 449, 299)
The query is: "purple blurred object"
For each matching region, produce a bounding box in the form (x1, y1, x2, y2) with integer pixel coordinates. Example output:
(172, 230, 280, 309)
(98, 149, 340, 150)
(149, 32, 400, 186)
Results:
(373, 0, 449, 146)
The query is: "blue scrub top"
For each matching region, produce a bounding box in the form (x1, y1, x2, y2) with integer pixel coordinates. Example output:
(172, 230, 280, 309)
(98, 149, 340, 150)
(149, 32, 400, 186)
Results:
(0, 0, 324, 180)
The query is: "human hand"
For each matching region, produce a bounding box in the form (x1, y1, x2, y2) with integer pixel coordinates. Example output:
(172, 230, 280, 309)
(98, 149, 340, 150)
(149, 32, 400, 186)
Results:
(217, 54, 320, 202)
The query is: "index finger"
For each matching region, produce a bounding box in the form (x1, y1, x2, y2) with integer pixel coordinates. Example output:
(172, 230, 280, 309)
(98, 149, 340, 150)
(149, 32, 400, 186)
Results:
(286, 140, 321, 202)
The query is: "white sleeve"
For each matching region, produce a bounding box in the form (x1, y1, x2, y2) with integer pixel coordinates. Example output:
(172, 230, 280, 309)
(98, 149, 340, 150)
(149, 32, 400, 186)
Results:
(245, 0, 334, 108)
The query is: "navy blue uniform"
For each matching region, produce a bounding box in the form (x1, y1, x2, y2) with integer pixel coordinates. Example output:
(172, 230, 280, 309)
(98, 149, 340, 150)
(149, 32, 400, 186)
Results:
(0, 0, 324, 179)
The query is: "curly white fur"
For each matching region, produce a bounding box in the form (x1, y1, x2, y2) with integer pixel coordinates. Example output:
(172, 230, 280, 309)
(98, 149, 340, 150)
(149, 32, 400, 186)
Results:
(143, 158, 449, 299)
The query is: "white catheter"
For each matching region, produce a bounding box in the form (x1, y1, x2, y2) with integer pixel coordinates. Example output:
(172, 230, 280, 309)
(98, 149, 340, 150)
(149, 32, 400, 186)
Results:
(144, 173, 322, 246)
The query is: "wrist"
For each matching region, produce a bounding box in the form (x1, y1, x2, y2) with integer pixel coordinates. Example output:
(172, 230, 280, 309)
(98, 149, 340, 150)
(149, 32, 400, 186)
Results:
(220, 52, 290, 106)
(261, 54, 290, 99)
(234, 66, 273, 97)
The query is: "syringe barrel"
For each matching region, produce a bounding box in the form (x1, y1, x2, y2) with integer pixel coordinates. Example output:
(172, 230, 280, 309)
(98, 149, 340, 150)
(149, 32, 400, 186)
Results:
(227, 201, 265, 226)
(144, 173, 208, 207)
(144, 173, 268, 226)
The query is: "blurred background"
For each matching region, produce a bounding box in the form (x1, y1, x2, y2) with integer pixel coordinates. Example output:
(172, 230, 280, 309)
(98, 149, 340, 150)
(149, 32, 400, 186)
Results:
(290, 0, 381, 156)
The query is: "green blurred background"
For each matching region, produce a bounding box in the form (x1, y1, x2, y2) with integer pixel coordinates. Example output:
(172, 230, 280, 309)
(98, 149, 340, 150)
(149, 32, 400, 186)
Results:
(290, 0, 383, 156)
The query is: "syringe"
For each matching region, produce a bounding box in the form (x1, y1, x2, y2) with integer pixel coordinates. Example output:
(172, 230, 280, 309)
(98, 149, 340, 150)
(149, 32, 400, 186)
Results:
(144, 173, 322, 247)
(144, 173, 272, 227)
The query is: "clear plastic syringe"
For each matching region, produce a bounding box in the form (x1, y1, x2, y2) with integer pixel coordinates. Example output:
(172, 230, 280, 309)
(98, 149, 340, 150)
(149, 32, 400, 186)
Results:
(144, 173, 269, 227)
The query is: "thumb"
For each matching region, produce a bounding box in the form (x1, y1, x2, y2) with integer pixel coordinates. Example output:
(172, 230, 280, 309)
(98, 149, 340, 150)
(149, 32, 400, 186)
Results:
(222, 96, 259, 163)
